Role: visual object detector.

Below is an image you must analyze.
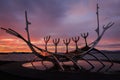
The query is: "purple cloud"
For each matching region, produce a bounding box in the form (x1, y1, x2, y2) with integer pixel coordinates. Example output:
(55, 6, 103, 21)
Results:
(0, 0, 120, 51)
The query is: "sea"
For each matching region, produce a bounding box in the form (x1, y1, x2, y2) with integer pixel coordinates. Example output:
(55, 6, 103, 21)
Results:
(0, 50, 120, 62)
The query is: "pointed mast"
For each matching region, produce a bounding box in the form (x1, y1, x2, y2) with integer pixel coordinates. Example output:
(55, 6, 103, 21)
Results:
(95, 3, 100, 36)
(25, 11, 31, 42)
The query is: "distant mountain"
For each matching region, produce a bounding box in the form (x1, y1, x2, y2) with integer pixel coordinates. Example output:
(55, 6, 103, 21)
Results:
(101, 50, 120, 54)
(0, 50, 120, 54)
(0, 52, 32, 54)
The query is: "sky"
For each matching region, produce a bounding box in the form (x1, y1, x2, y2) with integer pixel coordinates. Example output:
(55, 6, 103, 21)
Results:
(0, 0, 120, 52)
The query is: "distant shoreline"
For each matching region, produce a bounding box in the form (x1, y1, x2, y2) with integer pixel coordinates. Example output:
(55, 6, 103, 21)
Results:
(0, 50, 120, 54)
(0, 51, 120, 61)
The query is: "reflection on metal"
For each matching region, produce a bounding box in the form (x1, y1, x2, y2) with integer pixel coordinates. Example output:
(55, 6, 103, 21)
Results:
(72, 36, 80, 50)
(53, 38, 60, 53)
(81, 32, 89, 47)
(63, 38, 71, 53)
(44, 36, 50, 51)
(1, 3, 115, 73)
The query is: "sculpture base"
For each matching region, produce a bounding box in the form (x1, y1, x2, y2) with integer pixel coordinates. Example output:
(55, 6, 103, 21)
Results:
(22, 60, 120, 73)
(0, 60, 120, 80)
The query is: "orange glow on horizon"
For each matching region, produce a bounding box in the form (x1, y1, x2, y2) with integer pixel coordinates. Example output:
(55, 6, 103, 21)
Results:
(0, 36, 120, 53)
(0, 0, 120, 53)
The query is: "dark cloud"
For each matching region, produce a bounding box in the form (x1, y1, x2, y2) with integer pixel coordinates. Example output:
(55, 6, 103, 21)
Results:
(0, 0, 80, 23)
(0, 0, 120, 51)
(0, 0, 82, 31)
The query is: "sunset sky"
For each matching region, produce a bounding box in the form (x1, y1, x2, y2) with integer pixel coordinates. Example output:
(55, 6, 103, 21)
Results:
(0, 0, 120, 52)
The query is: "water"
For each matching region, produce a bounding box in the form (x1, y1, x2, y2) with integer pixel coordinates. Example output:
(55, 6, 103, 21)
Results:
(0, 52, 120, 61)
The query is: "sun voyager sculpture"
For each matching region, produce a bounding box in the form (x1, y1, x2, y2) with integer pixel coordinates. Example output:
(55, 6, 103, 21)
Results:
(1, 4, 115, 73)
